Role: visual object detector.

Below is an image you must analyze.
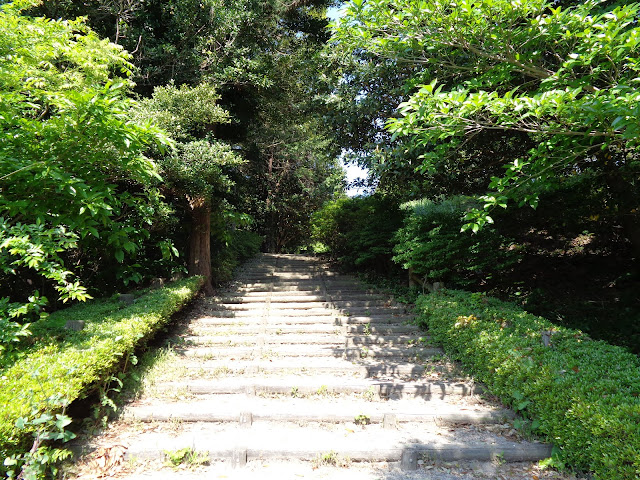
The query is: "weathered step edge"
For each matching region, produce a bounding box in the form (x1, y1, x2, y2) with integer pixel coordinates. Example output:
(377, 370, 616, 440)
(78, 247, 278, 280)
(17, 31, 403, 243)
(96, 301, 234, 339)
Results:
(122, 410, 515, 425)
(120, 443, 553, 465)
(154, 381, 483, 397)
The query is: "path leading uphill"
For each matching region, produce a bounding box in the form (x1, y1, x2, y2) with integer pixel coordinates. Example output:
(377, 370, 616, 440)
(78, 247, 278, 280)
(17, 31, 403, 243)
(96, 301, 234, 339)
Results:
(72, 254, 563, 479)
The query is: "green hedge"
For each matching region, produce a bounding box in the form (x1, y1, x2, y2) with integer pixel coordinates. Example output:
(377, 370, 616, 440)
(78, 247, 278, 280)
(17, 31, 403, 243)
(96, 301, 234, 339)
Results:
(393, 197, 515, 287)
(310, 195, 403, 272)
(0, 276, 204, 464)
(416, 290, 640, 479)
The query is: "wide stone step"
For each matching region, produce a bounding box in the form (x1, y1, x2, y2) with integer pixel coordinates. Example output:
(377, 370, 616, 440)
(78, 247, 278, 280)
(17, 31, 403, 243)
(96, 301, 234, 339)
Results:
(174, 358, 454, 379)
(189, 323, 342, 335)
(189, 323, 419, 336)
(336, 306, 409, 316)
(344, 315, 414, 325)
(213, 294, 391, 304)
(214, 294, 327, 303)
(210, 302, 330, 311)
(327, 294, 388, 302)
(176, 344, 443, 360)
(110, 423, 552, 464)
(122, 396, 512, 425)
(179, 333, 423, 348)
(180, 334, 345, 346)
(194, 315, 342, 325)
(153, 377, 480, 398)
(202, 308, 335, 318)
(346, 334, 423, 346)
(348, 324, 420, 335)
(235, 286, 324, 293)
(329, 301, 402, 310)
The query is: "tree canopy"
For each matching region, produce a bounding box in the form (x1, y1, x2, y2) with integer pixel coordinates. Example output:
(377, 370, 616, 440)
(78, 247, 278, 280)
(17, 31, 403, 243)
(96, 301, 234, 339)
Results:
(331, 0, 640, 242)
(0, 1, 168, 342)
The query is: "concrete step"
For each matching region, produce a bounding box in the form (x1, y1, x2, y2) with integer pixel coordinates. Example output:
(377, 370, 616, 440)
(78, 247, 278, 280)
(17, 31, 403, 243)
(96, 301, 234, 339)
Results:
(99, 423, 551, 464)
(122, 396, 513, 425)
(152, 377, 481, 399)
(188, 323, 342, 335)
(76, 459, 560, 480)
(179, 334, 422, 347)
(194, 315, 342, 325)
(213, 294, 391, 304)
(214, 294, 327, 303)
(210, 302, 329, 311)
(336, 306, 409, 316)
(180, 334, 345, 346)
(168, 364, 457, 381)
(202, 308, 335, 318)
(189, 323, 420, 336)
(234, 285, 324, 293)
(344, 315, 414, 325)
(175, 344, 443, 360)
(173, 358, 455, 379)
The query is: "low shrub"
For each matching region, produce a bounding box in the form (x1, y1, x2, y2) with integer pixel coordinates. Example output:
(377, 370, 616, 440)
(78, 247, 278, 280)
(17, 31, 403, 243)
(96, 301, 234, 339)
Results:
(393, 196, 516, 287)
(416, 289, 640, 479)
(0, 276, 204, 475)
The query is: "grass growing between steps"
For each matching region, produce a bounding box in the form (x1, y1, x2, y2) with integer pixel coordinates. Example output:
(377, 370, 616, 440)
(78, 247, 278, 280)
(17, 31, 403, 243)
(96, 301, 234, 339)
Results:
(415, 289, 640, 480)
(0, 276, 204, 475)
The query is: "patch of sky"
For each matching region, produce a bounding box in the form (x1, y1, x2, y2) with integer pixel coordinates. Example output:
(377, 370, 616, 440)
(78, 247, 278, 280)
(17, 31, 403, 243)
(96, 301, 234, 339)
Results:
(327, 3, 371, 197)
(327, 4, 346, 21)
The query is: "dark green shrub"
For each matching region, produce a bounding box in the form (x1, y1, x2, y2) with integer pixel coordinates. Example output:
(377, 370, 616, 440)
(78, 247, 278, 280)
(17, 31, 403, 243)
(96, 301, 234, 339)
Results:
(311, 195, 404, 273)
(393, 196, 515, 287)
(416, 289, 640, 479)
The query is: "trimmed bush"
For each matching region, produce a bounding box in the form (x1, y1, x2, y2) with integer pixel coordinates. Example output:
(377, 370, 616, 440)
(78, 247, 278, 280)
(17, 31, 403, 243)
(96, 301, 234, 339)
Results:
(0, 276, 204, 466)
(416, 289, 640, 479)
(393, 197, 515, 287)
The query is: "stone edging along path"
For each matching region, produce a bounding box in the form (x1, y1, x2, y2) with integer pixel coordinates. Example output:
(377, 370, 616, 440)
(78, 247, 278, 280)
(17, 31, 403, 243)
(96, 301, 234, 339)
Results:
(71, 254, 558, 479)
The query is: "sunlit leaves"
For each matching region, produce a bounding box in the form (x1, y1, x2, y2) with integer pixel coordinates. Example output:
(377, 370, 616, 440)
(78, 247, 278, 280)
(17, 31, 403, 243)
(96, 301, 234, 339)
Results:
(0, 7, 167, 330)
(135, 83, 244, 200)
(333, 0, 640, 230)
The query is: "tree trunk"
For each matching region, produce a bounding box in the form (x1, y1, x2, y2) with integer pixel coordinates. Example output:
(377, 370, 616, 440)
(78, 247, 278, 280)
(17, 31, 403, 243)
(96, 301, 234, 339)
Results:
(187, 195, 215, 296)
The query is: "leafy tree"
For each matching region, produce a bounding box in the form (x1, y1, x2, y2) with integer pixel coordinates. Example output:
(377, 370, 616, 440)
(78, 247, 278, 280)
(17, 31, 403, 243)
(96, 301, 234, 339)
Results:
(332, 0, 640, 253)
(311, 195, 404, 272)
(135, 83, 244, 294)
(393, 197, 516, 287)
(36, 0, 344, 253)
(32, 0, 336, 94)
(0, 1, 167, 345)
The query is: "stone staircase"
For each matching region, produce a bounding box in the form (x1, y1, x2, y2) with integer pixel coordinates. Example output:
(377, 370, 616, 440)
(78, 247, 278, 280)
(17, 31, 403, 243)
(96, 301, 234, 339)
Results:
(74, 253, 553, 479)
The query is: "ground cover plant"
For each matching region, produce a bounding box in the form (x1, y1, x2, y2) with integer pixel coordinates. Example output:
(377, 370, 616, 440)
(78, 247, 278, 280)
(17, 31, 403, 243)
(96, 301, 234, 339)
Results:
(416, 289, 640, 479)
(0, 276, 204, 478)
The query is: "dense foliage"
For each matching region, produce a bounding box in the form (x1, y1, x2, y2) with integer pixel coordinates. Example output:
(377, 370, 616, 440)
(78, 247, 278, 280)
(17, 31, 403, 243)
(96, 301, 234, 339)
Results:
(393, 197, 516, 287)
(134, 82, 244, 293)
(416, 289, 640, 479)
(332, 0, 640, 244)
(0, 276, 203, 478)
(0, 2, 171, 350)
(33, 0, 344, 254)
(326, 0, 639, 352)
(311, 195, 403, 272)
